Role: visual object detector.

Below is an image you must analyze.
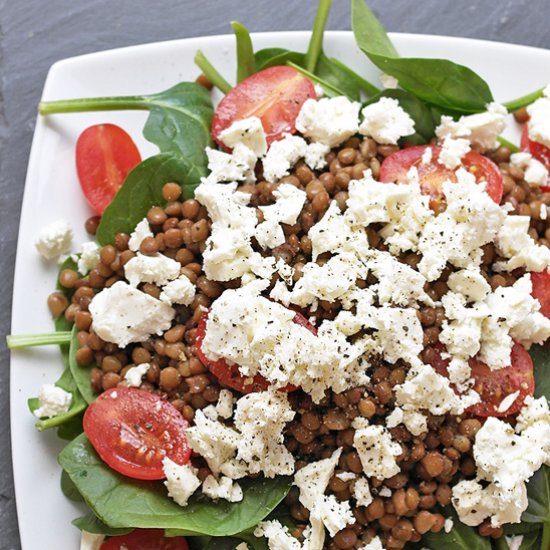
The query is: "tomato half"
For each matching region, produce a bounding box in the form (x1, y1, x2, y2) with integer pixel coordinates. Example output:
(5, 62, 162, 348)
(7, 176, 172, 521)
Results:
(83, 387, 191, 480)
(521, 124, 550, 191)
(195, 310, 316, 393)
(532, 269, 550, 318)
(379, 145, 503, 208)
(100, 529, 188, 550)
(211, 66, 316, 147)
(76, 123, 141, 214)
(430, 342, 534, 417)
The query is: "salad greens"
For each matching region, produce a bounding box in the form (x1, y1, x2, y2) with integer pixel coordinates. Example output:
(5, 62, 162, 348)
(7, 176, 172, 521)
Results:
(68, 326, 96, 404)
(231, 21, 256, 83)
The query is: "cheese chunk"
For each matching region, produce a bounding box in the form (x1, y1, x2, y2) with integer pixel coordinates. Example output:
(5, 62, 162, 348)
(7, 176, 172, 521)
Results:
(357, 537, 384, 550)
(124, 253, 181, 287)
(447, 266, 491, 302)
(77, 241, 100, 275)
(510, 152, 549, 187)
(163, 458, 201, 507)
(262, 134, 308, 183)
(122, 363, 149, 387)
(202, 475, 243, 502)
(353, 477, 373, 507)
(527, 93, 550, 148)
(159, 275, 196, 306)
(438, 136, 471, 169)
(219, 116, 267, 157)
(359, 97, 415, 145)
(35, 219, 73, 260)
(128, 218, 153, 252)
(254, 520, 302, 550)
(34, 384, 72, 418)
(205, 143, 257, 183)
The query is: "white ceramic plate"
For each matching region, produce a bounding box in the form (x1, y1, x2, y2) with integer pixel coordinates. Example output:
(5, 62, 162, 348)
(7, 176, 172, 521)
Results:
(10, 30, 550, 549)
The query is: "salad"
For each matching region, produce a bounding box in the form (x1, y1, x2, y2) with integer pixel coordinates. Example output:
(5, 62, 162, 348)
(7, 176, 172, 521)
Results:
(9, 0, 550, 549)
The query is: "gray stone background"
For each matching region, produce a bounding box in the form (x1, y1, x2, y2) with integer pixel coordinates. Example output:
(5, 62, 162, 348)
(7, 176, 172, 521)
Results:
(1, 0, 549, 546)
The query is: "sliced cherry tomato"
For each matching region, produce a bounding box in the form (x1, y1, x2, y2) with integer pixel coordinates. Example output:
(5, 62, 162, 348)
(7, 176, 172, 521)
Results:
(532, 269, 550, 318)
(211, 66, 316, 147)
(521, 124, 550, 191)
(100, 529, 188, 550)
(76, 123, 141, 214)
(379, 145, 503, 208)
(195, 310, 316, 394)
(430, 342, 534, 417)
(83, 387, 191, 480)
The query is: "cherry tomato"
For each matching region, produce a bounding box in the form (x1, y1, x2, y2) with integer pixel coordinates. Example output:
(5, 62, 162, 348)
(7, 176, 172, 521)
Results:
(211, 66, 316, 147)
(100, 529, 188, 550)
(532, 269, 550, 318)
(521, 124, 550, 191)
(76, 123, 141, 214)
(430, 342, 534, 417)
(195, 310, 316, 394)
(83, 387, 191, 480)
(379, 145, 503, 208)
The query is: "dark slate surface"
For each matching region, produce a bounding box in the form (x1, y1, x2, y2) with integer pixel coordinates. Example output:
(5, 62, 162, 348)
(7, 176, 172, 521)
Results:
(1, 0, 549, 547)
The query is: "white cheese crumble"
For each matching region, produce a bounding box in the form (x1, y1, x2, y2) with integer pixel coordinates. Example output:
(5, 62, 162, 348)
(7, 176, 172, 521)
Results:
(262, 134, 308, 183)
(496, 390, 520, 414)
(254, 520, 302, 550)
(159, 274, 196, 306)
(447, 266, 491, 303)
(359, 97, 415, 145)
(35, 219, 73, 260)
(163, 457, 201, 507)
(128, 218, 153, 252)
(444, 518, 454, 533)
(527, 92, 550, 148)
(438, 136, 471, 169)
(510, 151, 549, 187)
(379, 73, 399, 89)
(33, 384, 72, 418)
(123, 363, 150, 387)
(353, 476, 373, 507)
(205, 143, 257, 183)
(124, 253, 181, 287)
(215, 389, 234, 419)
(421, 146, 433, 164)
(80, 532, 105, 550)
(219, 116, 267, 157)
(89, 281, 175, 348)
(76, 241, 100, 275)
(357, 537, 384, 550)
(202, 475, 243, 502)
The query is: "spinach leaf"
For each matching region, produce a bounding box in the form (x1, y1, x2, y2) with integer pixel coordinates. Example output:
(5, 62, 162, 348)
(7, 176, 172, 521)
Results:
(351, 0, 493, 113)
(304, 0, 331, 73)
(59, 433, 291, 536)
(96, 153, 192, 246)
(186, 537, 213, 550)
(255, 48, 305, 71)
(203, 538, 244, 550)
(72, 512, 133, 536)
(195, 50, 232, 94)
(231, 21, 256, 82)
(56, 255, 78, 366)
(61, 469, 84, 502)
(521, 465, 550, 524)
(519, 530, 543, 549)
(316, 54, 361, 101)
(530, 344, 550, 402)
(69, 325, 96, 405)
(56, 413, 84, 441)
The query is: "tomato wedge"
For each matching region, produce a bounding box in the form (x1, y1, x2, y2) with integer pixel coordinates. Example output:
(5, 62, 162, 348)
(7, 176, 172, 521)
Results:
(76, 123, 141, 214)
(430, 342, 534, 417)
(83, 387, 191, 480)
(195, 310, 316, 393)
(532, 269, 550, 318)
(100, 529, 188, 550)
(379, 145, 503, 208)
(212, 66, 316, 147)
(521, 124, 550, 191)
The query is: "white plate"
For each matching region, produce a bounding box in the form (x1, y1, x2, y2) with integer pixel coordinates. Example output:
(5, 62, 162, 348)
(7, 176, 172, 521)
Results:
(10, 30, 550, 549)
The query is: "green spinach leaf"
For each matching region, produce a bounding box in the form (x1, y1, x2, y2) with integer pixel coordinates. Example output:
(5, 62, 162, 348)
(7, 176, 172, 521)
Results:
(316, 54, 361, 101)
(61, 469, 84, 502)
(69, 325, 96, 405)
(521, 465, 550, 524)
(72, 512, 133, 536)
(59, 433, 291, 536)
(56, 413, 84, 441)
(519, 530, 543, 549)
(96, 153, 192, 246)
(186, 537, 213, 550)
(232, 21, 256, 82)
(530, 344, 550, 402)
(255, 48, 304, 70)
(202, 538, 244, 550)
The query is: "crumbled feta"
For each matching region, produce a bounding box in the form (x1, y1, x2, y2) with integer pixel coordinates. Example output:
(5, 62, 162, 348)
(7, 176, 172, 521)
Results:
(35, 219, 73, 260)
(124, 253, 181, 287)
(444, 518, 454, 533)
(219, 116, 267, 157)
(357, 537, 384, 550)
(163, 458, 201, 507)
(421, 146, 433, 165)
(336, 472, 357, 482)
(215, 388, 234, 419)
(254, 520, 302, 550)
(80, 532, 105, 550)
(353, 477, 373, 507)
(89, 281, 175, 347)
(76, 241, 100, 275)
(296, 96, 361, 147)
(496, 390, 520, 414)
(379, 73, 399, 89)
(505, 536, 524, 550)
(527, 93, 550, 148)
(438, 136, 471, 169)
(359, 97, 415, 145)
(205, 143, 257, 183)
(386, 406, 427, 436)
(128, 218, 153, 252)
(202, 475, 243, 502)
(447, 266, 491, 302)
(262, 134, 307, 183)
(304, 142, 330, 170)
(510, 151, 549, 187)
(542, 204, 548, 220)
(123, 363, 149, 387)
(312, 494, 355, 537)
(34, 384, 72, 418)
(159, 275, 196, 305)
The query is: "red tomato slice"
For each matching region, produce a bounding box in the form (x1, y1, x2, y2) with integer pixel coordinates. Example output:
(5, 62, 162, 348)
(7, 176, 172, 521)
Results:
(532, 269, 550, 318)
(379, 145, 503, 208)
(430, 342, 534, 417)
(212, 66, 316, 147)
(76, 123, 141, 214)
(83, 387, 191, 480)
(195, 310, 316, 394)
(521, 124, 550, 191)
(100, 529, 188, 550)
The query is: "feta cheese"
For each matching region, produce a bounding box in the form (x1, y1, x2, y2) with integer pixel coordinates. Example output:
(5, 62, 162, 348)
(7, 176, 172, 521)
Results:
(496, 390, 520, 414)
(357, 537, 384, 550)
(35, 219, 73, 260)
(80, 532, 105, 550)
(202, 475, 243, 502)
(219, 116, 267, 157)
(353, 477, 373, 507)
(380, 73, 399, 89)
(254, 520, 302, 550)
(421, 147, 433, 164)
(510, 151, 549, 187)
(312, 495, 355, 537)
(447, 266, 491, 302)
(215, 389, 234, 419)
(124, 253, 181, 287)
(296, 96, 361, 147)
(262, 134, 308, 182)
(89, 281, 175, 347)
(34, 384, 72, 418)
(123, 363, 149, 387)
(352, 421, 401, 479)
(359, 97, 415, 145)
(159, 275, 196, 306)
(386, 406, 427, 436)
(527, 94, 550, 148)
(128, 218, 153, 252)
(444, 518, 454, 533)
(163, 458, 201, 507)
(77, 241, 100, 275)
(304, 141, 330, 170)
(205, 143, 257, 183)
(438, 135, 471, 169)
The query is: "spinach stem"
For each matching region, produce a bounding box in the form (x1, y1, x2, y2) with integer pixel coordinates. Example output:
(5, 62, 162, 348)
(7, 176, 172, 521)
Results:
(503, 87, 545, 112)
(496, 135, 519, 153)
(287, 61, 345, 97)
(231, 21, 256, 83)
(7, 332, 72, 349)
(305, 0, 332, 73)
(194, 50, 232, 94)
(329, 58, 380, 96)
(39, 96, 146, 115)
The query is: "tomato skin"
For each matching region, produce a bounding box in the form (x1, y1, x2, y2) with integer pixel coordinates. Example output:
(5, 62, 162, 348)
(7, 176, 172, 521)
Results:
(100, 529, 188, 550)
(76, 124, 141, 214)
(379, 144, 503, 206)
(430, 342, 534, 417)
(211, 66, 316, 147)
(521, 124, 550, 191)
(195, 310, 316, 394)
(532, 269, 550, 319)
(83, 387, 191, 480)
